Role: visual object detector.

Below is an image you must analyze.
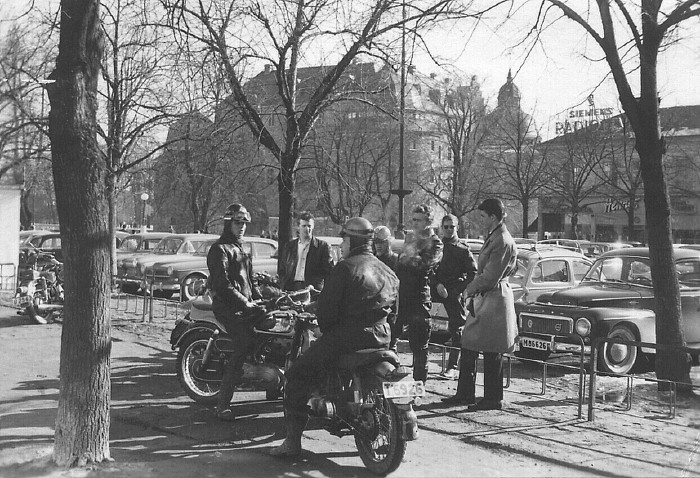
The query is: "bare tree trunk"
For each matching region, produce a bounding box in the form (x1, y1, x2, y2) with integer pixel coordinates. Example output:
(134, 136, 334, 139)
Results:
(277, 152, 296, 275)
(522, 200, 529, 238)
(48, 0, 112, 466)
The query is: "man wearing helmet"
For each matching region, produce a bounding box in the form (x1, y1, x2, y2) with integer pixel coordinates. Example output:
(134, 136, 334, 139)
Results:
(270, 217, 399, 458)
(206, 203, 263, 421)
(394, 204, 443, 384)
(373, 225, 398, 270)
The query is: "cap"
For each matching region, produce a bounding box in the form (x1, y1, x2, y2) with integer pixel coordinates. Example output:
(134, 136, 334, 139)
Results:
(374, 225, 393, 242)
(340, 217, 374, 239)
(223, 203, 251, 222)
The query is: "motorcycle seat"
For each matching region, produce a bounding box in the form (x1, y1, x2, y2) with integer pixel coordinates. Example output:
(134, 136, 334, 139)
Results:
(337, 348, 400, 370)
(190, 295, 213, 311)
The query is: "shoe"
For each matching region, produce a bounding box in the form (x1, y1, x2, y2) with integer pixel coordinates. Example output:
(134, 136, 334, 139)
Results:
(270, 439, 302, 458)
(439, 369, 458, 380)
(215, 408, 236, 422)
(440, 395, 475, 406)
(466, 399, 502, 412)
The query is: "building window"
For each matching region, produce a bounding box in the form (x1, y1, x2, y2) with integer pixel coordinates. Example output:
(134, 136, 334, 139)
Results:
(438, 145, 442, 160)
(431, 140, 435, 151)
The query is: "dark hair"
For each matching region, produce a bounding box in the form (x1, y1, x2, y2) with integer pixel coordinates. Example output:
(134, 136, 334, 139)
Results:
(412, 204, 433, 223)
(478, 198, 507, 221)
(298, 211, 314, 223)
(442, 214, 458, 225)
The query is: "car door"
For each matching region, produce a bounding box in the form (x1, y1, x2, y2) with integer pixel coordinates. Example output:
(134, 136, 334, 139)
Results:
(250, 240, 278, 275)
(676, 258, 700, 345)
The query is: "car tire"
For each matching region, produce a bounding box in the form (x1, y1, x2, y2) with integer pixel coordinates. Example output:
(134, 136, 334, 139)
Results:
(599, 325, 639, 375)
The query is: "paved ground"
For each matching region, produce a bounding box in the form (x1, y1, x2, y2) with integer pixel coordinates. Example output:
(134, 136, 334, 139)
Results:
(1, 300, 699, 477)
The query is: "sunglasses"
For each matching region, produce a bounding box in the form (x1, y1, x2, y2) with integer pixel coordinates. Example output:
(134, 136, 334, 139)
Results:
(442, 225, 455, 229)
(411, 217, 426, 222)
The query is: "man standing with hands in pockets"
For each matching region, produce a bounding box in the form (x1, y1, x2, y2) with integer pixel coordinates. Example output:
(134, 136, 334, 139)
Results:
(433, 214, 477, 380)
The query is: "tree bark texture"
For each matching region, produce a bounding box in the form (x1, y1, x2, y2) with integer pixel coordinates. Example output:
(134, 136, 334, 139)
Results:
(48, 0, 112, 466)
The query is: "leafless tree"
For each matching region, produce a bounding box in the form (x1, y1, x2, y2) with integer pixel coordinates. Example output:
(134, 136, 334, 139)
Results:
(47, 0, 112, 465)
(419, 74, 489, 226)
(155, 0, 499, 266)
(529, 0, 700, 388)
(489, 100, 549, 238)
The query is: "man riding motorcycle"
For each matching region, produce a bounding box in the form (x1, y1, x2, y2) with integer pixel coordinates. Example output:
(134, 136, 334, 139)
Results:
(206, 203, 264, 421)
(270, 217, 400, 458)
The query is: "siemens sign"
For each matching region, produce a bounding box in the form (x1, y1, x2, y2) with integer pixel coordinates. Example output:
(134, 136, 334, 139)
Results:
(555, 107, 617, 135)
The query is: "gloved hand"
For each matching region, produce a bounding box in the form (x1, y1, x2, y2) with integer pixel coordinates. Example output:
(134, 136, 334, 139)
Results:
(436, 283, 448, 298)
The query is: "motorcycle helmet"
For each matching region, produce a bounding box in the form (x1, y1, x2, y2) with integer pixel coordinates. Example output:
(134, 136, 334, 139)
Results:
(223, 203, 251, 223)
(374, 225, 393, 242)
(340, 217, 374, 240)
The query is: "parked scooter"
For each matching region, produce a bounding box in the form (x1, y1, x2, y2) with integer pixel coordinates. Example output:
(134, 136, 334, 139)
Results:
(170, 281, 316, 402)
(14, 251, 64, 324)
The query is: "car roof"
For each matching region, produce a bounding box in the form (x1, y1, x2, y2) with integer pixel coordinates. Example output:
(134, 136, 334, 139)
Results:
(159, 233, 219, 241)
(123, 232, 171, 239)
(517, 245, 589, 260)
(600, 246, 700, 260)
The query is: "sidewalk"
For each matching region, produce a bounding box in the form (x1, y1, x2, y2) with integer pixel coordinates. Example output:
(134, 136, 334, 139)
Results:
(1, 304, 699, 477)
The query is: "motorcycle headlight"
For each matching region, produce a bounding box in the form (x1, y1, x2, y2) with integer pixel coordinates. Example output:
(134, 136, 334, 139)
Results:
(575, 317, 592, 337)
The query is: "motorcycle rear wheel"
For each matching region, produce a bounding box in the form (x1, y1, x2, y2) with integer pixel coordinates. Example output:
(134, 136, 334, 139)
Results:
(176, 332, 221, 404)
(354, 390, 407, 476)
(28, 295, 54, 325)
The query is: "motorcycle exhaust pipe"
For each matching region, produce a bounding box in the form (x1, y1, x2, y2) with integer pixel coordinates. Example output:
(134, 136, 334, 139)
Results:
(36, 304, 64, 312)
(307, 396, 336, 418)
(201, 330, 219, 369)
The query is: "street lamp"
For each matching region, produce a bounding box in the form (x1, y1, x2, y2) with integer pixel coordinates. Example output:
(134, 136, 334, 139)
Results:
(140, 192, 149, 231)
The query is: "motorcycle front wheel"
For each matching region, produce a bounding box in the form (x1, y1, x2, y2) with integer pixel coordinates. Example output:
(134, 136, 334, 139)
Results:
(176, 332, 221, 404)
(354, 389, 407, 476)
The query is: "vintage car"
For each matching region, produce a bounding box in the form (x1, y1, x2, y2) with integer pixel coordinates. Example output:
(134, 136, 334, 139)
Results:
(117, 233, 218, 295)
(516, 247, 700, 374)
(429, 246, 591, 339)
(116, 232, 171, 260)
(145, 237, 278, 301)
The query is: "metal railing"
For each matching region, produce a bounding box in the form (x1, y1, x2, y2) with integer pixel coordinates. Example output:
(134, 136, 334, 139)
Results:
(0, 263, 16, 291)
(588, 337, 698, 421)
(111, 272, 184, 323)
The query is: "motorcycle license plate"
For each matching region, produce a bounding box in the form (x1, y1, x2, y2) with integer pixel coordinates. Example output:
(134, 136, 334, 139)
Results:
(13, 296, 31, 308)
(383, 380, 425, 399)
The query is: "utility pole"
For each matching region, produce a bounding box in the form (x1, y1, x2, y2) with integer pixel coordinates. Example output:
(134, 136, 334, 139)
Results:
(390, 0, 412, 238)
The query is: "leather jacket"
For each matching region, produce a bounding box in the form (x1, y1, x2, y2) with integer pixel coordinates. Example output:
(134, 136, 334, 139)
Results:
(279, 236, 334, 290)
(206, 232, 260, 317)
(396, 229, 443, 303)
(317, 245, 399, 349)
(435, 236, 477, 295)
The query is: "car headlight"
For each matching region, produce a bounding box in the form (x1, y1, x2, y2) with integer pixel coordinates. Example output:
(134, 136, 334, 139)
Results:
(575, 317, 592, 337)
(139, 263, 146, 274)
(166, 266, 173, 276)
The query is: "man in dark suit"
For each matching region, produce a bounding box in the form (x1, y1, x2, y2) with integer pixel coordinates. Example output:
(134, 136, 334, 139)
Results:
(279, 211, 334, 291)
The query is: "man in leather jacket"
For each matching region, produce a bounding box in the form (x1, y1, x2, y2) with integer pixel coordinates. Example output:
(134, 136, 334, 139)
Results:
(373, 225, 398, 270)
(394, 204, 443, 383)
(206, 203, 263, 421)
(270, 217, 399, 458)
(432, 214, 477, 379)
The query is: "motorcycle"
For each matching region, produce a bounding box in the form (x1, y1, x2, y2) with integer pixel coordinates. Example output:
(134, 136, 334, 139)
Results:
(14, 251, 64, 324)
(170, 282, 317, 402)
(289, 311, 422, 476)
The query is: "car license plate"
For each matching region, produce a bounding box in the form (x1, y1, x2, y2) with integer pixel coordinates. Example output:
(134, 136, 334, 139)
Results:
(383, 380, 426, 399)
(13, 296, 31, 308)
(520, 337, 551, 351)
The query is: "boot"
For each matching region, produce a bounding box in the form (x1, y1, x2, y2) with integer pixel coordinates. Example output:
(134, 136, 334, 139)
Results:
(270, 411, 308, 458)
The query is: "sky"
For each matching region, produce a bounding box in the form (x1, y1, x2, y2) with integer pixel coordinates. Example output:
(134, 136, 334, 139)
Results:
(412, 5, 700, 138)
(2, 0, 699, 139)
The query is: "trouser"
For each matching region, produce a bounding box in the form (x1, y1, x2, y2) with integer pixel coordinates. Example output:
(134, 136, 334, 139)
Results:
(457, 349, 504, 402)
(216, 319, 255, 411)
(442, 295, 466, 370)
(399, 299, 432, 383)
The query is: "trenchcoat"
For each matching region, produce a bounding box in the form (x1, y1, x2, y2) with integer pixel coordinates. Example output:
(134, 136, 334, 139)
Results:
(462, 223, 518, 354)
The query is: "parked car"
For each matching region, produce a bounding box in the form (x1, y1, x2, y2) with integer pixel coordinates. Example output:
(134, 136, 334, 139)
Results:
(116, 233, 218, 295)
(514, 237, 537, 248)
(429, 246, 592, 339)
(581, 241, 633, 258)
(536, 238, 589, 254)
(21, 233, 63, 262)
(116, 232, 170, 259)
(146, 237, 278, 301)
(516, 247, 700, 374)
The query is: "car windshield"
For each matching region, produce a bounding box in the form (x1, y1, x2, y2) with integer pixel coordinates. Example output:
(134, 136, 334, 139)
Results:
(584, 255, 700, 288)
(509, 257, 530, 287)
(154, 238, 185, 254)
(118, 237, 141, 252)
(193, 240, 216, 256)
